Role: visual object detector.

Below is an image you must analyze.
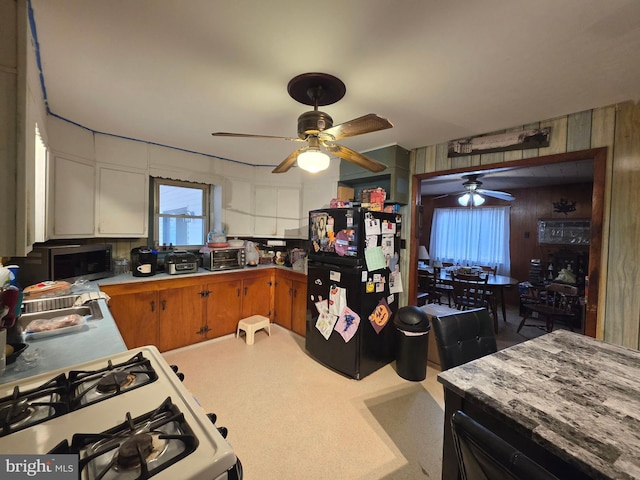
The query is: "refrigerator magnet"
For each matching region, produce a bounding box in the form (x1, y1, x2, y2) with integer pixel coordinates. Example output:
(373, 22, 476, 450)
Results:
(369, 298, 391, 334)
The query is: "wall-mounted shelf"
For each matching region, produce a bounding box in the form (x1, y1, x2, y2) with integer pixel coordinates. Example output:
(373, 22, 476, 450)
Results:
(537, 219, 590, 246)
(338, 145, 410, 205)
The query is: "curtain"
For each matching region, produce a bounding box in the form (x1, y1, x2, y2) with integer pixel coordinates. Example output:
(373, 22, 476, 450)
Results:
(429, 206, 511, 275)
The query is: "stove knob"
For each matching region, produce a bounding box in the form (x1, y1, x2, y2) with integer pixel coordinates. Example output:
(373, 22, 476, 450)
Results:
(169, 365, 185, 381)
(217, 426, 228, 439)
(207, 413, 217, 424)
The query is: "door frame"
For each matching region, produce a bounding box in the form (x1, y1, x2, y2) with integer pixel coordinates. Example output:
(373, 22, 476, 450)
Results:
(409, 147, 607, 338)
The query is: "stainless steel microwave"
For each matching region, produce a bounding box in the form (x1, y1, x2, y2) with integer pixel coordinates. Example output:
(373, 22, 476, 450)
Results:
(10, 244, 114, 286)
(202, 247, 246, 271)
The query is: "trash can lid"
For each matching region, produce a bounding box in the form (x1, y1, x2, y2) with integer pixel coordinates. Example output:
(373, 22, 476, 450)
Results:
(393, 305, 430, 332)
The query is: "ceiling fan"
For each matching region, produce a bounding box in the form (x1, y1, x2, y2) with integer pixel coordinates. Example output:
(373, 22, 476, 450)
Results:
(211, 72, 393, 174)
(437, 174, 515, 206)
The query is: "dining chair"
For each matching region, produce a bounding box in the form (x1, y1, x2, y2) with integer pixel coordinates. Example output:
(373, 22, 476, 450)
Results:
(450, 271, 498, 331)
(417, 269, 441, 306)
(435, 262, 455, 307)
(517, 283, 581, 333)
(476, 265, 501, 324)
(451, 410, 561, 480)
(431, 308, 497, 371)
(478, 265, 497, 275)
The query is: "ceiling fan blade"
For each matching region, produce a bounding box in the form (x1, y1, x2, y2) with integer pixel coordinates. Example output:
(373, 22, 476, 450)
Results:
(212, 132, 303, 142)
(477, 189, 515, 201)
(272, 148, 304, 174)
(321, 114, 393, 140)
(325, 144, 387, 173)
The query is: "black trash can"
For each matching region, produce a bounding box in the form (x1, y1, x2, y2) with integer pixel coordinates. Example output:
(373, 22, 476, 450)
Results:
(394, 306, 431, 381)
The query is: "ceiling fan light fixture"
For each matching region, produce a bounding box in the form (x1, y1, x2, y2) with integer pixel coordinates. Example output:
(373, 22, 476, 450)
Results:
(297, 149, 330, 173)
(458, 192, 485, 207)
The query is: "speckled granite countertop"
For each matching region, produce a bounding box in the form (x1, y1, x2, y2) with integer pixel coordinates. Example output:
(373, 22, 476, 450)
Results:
(438, 330, 640, 480)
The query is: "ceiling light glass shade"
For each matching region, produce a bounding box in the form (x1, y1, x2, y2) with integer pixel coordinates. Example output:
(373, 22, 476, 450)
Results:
(297, 149, 330, 173)
(458, 192, 485, 207)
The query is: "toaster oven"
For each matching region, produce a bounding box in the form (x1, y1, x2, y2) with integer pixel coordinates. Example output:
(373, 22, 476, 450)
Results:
(202, 247, 246, 271)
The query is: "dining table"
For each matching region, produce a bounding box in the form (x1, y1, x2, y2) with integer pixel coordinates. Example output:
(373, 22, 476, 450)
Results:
(418, 267, 519, 324)
(437, 330, 640, 480)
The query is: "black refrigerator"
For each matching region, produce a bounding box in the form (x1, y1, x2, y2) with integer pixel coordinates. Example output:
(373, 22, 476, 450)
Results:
(305, 207, 402, 380)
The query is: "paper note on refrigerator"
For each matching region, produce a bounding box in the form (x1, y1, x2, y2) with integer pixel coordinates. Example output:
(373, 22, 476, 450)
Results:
(389, 270, 403, 293)
(334, 306, 360, 343)
(364, 247, 386, 271)
(315, 301, 338, 340)
(364, 218, 381, 235)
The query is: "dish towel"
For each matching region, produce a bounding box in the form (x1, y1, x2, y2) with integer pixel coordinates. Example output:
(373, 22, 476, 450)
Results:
(74, 291, 111, 306)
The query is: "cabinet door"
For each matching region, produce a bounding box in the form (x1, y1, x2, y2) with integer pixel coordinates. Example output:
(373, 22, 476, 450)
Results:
(52, 156, 95, 236)
(158, 285, 205, 352)
(276, 187, 301, 237)
(274, 278, 293, 329)
(96, 165, 148, 237)
(224, 179, 253, 236)
(242, 271, 273, 318)
(291, 278, 308, 336)
(207, 280, 243, 338)
(253, 186, 277, 236)
(107, 291, 159, 349)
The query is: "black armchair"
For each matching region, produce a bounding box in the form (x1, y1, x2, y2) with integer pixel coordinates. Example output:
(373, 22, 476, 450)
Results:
(431, 308, 497, 371)
(451, 410, 560, 480)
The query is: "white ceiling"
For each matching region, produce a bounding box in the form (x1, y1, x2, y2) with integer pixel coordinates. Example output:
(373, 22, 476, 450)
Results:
(30, 1, 640, 173)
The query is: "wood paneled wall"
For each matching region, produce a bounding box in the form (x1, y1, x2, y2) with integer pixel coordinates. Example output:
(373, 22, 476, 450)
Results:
(410, 101, 640, 349)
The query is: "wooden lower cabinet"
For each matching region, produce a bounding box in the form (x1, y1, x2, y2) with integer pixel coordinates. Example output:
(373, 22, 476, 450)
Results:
(157, 284, 206, 351)
(105, 289, 159, 348)
(206, 279, 243, 338)
(102, 269, 275, 352)
(274, 270, 307, 336)
(241, 270, 273, 318)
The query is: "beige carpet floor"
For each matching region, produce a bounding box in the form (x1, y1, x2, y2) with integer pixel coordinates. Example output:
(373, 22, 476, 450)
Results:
(162, 305, 546, 480)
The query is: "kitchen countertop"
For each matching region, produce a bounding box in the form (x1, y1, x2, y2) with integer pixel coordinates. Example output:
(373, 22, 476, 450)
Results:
(1, 265, 306, 385)
(97, 264, 306, 286)
(1, 298, 127, 384)
(438, 329, 640, 480)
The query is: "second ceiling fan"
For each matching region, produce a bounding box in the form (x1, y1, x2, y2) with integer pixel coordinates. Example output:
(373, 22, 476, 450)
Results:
(212, 73, 393, 174)
(437, 174, 516, 206)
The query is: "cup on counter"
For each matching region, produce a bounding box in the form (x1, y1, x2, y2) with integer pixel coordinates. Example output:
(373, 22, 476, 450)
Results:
(136, 264, 152, 274)
(114, 258, 130, 275)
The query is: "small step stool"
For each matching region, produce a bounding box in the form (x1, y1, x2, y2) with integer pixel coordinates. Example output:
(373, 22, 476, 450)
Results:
(236, 315, 271, 345)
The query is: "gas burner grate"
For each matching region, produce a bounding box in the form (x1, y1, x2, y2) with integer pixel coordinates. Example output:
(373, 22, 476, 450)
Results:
(0, 374, 68, 437)
(50, 397, 198, 480)
(67, 352, 158, 409)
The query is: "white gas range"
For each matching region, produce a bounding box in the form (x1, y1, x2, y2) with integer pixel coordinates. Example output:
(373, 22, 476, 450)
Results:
(0, 346, 242, 480)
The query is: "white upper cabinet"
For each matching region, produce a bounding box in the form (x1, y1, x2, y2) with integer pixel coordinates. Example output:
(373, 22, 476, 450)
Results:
(276, 187, 302, 237)
(96, 165, 148, 237)
(253, 186, 301, 237)
(222, 178, 253, 236)
(51, 155, 96, 237)
(253, 186, 278, 236)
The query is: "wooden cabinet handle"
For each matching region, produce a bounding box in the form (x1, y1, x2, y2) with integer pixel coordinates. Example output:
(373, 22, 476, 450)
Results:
(161, 299, 166, 310)
(150, 300, 155, 312)
(244, 287, 248, 296)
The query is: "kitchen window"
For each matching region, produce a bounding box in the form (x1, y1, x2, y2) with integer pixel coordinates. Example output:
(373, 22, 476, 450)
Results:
(153, 178, 209, 248)
(429, 206, 511, 274)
